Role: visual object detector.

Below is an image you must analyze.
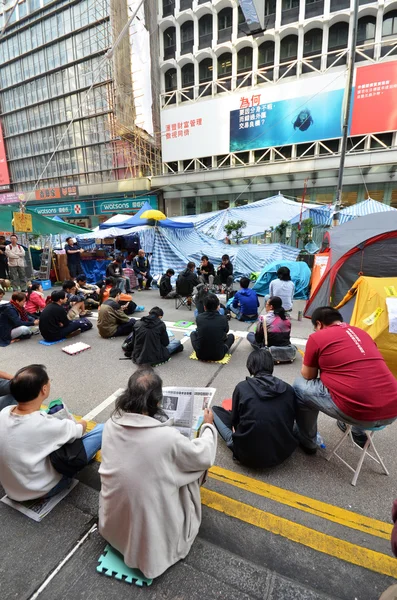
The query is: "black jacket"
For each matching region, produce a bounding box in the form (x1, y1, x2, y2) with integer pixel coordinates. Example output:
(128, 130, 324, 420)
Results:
(132, 315, 170, 365)
(159, 274, 172, 298)
(0, 303, 35, 346)
(39, 302, 70, 342)
(217, 261, 233, 284)
(199, 261, 215, 279)
(176, 268, 199, 296)
(106, 263, 123, 278)
(193, 311, 229, 361)
(132, 255, 150, 275)
(231, 374, 297, 468)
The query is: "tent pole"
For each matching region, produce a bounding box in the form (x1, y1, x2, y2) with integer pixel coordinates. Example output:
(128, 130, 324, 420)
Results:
(333, 0, 359, 227)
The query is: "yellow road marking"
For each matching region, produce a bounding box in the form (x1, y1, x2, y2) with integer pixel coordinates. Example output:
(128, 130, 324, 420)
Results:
(209, 466, 392, 540)
(297, 348, 304, 357)
(201, 488, 397, 578)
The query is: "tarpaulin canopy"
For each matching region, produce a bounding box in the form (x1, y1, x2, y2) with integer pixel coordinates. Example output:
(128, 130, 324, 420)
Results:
(290, 198, 397, 226)
(0, 205, 91, 236)
(173, 194, 317, 240)
(335, 276, 397, 377)
(99, 201, 193, 230)
(252, 260, 312, 299)
(305, 211, 397, 316)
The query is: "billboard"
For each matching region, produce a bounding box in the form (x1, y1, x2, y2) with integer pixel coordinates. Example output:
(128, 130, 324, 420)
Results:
(160, 71, 346, 162)
(160, 61, 397, 162)
(0, 123, 10, 188)
(350, 61, 397, 136)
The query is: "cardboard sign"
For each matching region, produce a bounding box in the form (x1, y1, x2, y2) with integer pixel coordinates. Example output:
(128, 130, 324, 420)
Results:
(13, 212, 33, 233)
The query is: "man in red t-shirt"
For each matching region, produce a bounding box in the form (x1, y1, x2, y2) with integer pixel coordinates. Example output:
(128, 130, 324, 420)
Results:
(293, 306, 397, 454)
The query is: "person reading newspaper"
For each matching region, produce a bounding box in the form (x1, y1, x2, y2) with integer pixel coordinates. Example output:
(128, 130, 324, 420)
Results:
(99, 367, 217, 579)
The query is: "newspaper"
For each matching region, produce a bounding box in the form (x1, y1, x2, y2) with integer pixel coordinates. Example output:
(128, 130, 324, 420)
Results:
(161, 387, 216, 439)
(1, 480, 79, 522)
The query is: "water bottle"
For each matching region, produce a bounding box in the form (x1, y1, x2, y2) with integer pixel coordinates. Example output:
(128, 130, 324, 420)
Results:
(316, 432, 326, 449)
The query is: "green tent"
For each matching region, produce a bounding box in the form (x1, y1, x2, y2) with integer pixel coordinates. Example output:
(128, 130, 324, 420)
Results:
(0, 205, 91, 236)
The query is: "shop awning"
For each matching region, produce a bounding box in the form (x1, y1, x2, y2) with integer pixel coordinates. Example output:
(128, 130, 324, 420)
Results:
(0, 205, 92, 236)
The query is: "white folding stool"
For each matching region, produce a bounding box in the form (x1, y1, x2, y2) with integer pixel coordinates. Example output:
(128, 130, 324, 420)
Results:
(326, 424, 389, 486)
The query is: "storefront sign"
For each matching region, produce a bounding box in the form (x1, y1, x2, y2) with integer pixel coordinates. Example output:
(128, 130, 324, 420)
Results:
(94, 196, 158, 214)
(31, 201, 93, 217)
(0, 192, 21, 205)
(35, 186, 78, 200)
(0, 124, 10, 187)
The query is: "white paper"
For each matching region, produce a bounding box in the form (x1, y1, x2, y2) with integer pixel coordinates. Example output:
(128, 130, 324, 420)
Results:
(161, 387, 216, 439)
(1, 480, 78, 522)
(62, 342, 91, 355)
(386, 297, 397, 333)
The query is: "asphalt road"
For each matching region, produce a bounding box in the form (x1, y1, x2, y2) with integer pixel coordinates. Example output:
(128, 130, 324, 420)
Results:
(0, 289, 396, 600)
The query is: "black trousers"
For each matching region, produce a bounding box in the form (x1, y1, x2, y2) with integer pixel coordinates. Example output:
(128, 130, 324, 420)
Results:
(191, 332, 234, 361)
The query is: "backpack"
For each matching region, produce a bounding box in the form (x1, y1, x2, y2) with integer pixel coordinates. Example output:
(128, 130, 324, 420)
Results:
(122, 330, 135, 358)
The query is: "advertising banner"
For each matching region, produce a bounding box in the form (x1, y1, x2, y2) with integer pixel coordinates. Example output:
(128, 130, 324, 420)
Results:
(350, 61, 397, 136)
(31, 202, 93, 217)
(35, 186, 78, 200)
(160, 71, 347, 162)
(0, 192, 21, 205)
(94, 196, 158, 214)
(0, 123, 10, 187)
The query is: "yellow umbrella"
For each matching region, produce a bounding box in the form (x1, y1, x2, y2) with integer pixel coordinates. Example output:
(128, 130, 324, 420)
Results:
(140, 209, 166, 221)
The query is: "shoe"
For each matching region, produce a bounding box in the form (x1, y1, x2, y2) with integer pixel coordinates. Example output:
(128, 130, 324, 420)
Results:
(299, 442, 317, 455)
(337, 420, 347, 433)
(66, 329, 81, 339)
(174, 344, 184, 354)
(138, 288, 143, 292)
(81, 311, 93, 317)
(144, 287, 152, 291)
(337, 421, 368, 448)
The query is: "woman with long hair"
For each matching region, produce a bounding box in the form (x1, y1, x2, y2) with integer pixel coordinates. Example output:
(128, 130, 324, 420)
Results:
(247, 296, 296, 363)
(25, 283, 46, 317)
(0, 292, 39, 346)
(99, 367, 217, 580)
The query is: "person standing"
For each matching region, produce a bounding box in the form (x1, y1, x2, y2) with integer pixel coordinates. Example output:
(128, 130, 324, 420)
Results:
(133, 249, 152, 291)
(293, 307, 397, 454)
(190, 294, 234, 361)
(269, 266, 295, 312)
(65, 237, 84, 279)
(5, 235, 27, 292)
(97, 289, 136, 338)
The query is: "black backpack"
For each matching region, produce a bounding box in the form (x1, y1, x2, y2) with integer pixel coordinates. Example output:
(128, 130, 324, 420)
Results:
(122, 330, 135, 358)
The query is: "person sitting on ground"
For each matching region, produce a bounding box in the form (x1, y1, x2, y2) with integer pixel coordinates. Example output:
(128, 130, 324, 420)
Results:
(0, 287, 5, 302)
(99, 367, 217, 580)
(176, 262, 200, 303)
(132, 249, 152, 291)
(75, 274, 100, 309)
(62, 280, 90, 319)
(293, 306, 397, 454)
(212, 350, 297, 468)
(0, 369, 16, 411)
(106, 257, 131, 293)
(132, 307, 183, 365)
(198, 255, 215, 287)
(247, 296, 296, 363)
(39, 290, 93, 342)
(230, 277, 259, 321)
(25, 283, 46, 317)
(0, 292, 39, 347)
(214, 254, 234, 292)
(97, 288, 136, 339)
(191, 294, 234, 361)
(269, 266, 295, 312)
(0, 364, 103, 502)
(99, 277, 116, 304)
(159, 269, 177, 299)
(194, 285, 227, 318)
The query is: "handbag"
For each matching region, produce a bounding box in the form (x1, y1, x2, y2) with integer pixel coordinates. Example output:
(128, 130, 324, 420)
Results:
(50, 439, 88, 477)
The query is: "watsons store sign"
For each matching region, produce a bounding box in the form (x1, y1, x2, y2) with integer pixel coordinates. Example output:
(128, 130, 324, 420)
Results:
(30, 196, 158, 217)
(94, 197, 158, 214)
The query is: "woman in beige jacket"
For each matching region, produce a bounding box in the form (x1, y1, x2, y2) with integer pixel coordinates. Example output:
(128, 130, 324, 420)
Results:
(98, 368, 217, 579)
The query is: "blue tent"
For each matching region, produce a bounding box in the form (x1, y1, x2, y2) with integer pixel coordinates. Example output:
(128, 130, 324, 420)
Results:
(99, 201, 193, 230)
(252, 260, 311, 299)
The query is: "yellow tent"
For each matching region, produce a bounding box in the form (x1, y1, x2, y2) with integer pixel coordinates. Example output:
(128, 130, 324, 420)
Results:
(335, 276, 397, 377)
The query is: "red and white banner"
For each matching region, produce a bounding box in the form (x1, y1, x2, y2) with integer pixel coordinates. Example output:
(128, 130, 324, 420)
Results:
(0, 123, 10, 187)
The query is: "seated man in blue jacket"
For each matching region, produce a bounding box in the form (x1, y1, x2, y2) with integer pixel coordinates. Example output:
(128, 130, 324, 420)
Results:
(230, 277, 259, 321)
(0, 292, 39, 346)
(133, 250, 152, 291)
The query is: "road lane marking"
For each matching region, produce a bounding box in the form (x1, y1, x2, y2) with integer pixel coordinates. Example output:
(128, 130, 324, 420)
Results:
(82, 389, 124, 421)
(201, 488, 397, 578)
(209, 466, 392, 540)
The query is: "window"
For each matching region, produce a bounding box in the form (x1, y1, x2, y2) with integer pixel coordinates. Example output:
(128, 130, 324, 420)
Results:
(218, 7, 232, 30)
(357, 16, 376, 43)
(237, 47, 253, 72)
(383, 11, 397, 37)
(181, 21, 194, 42)
(217, 52, 232, 76)
(199, 58, 213, 82)
(163, 27, 176, 47)
(328, 22, 349, 48)
(280, 35, 298, 60)
(199, 14, 212, 37)
(164, 68, 177, 92)
(18, 1, 27, 19)
(282, 0, 299, 8)
(181, 63, 194, 86)
(258, 41, 275, 66)
(304, 29, 323, 55)
(28, 0, 41, 12)
(266, 0, 276, 14)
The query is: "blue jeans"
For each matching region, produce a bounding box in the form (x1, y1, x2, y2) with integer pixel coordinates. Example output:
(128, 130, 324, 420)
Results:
(293, 376, 396, 450)
(212, 406, 234, 449)
(44, 424, 104, 498)
(167, 339, 183, 354)
(229, 306, 257, 322)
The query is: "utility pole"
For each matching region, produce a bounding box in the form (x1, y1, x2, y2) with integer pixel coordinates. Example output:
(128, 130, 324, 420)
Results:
(333, 0, 359, 227)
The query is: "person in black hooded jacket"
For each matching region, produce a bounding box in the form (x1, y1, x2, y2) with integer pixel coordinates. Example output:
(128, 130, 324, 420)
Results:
(132, 307, 183, 365)
(212, 350, 297, 468)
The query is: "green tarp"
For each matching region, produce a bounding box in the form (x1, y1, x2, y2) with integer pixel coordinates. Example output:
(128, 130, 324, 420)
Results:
(0, 205, 91, 236)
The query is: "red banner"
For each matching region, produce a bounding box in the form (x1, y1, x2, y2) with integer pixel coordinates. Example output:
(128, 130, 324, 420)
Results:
(0, 123, 10, 187)
(351, 61, 397, 136)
